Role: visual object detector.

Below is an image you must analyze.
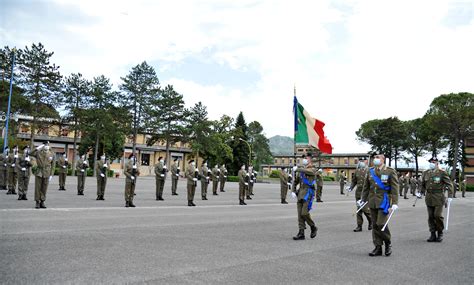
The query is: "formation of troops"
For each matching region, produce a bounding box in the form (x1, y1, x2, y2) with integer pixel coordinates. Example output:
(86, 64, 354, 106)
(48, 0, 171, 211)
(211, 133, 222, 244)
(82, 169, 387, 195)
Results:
(0, 142, 467, 256)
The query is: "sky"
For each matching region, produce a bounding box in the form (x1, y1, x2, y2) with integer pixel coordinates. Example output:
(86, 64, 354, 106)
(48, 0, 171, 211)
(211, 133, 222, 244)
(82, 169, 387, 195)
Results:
(1, 0, 473, 155)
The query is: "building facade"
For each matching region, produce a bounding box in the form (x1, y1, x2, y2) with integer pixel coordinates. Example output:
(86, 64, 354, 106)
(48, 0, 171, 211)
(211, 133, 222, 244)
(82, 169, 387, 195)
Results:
(465, 137, 474, 186)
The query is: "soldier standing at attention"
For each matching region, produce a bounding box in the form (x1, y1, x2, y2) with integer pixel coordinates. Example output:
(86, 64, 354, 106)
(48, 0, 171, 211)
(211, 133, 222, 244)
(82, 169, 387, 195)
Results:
(315, 168, 324, 202)
(238, 164, 247, 205)
(17, 146, 33, 200)
(249, 165, 257, 196)
(0, 147, 9, 191)
(418, 157, 453, 242)
(403, 173, 410, 199)
(399, 174, 405, 197)
(278, 167, 290, 204)
(219, 164, 227, 192)
(30, 142, 55, 209)
(211, 164, 220, 196)
(291, 154, 318, 240)
(76, 154, 88, 195)
(95, 154, 108, 200)
(200, 161, 210, 200)
(339, 171, 346, 195)
(186, 160, 197, 207)
(170, 158, 180, 196)
(124, 153, 139, 207)
(350, 159, 372, 232)
(247, 165, 254, 200)
(360, 153, 399, 257)
(6, 145, 19, 195)
(410, 174, 417, 196)
(155, 156, 167, 201)
(58, 152, 68, 191)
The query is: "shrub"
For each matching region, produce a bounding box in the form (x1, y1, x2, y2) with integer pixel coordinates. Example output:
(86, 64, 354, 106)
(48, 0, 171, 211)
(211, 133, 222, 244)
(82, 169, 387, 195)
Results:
(227, 176, 239, 182)
(269, 170, 280, 178)
(323, 176, 335, 181)
(467, 184, 474, 192)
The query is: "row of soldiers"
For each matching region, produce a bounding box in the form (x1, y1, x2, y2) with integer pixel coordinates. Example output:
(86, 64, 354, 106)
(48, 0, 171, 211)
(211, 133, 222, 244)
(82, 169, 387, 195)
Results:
(288, 152, 455, 258)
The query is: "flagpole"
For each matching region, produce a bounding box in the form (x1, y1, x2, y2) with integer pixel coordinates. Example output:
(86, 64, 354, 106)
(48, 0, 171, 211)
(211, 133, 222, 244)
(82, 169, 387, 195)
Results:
(293, 84, 297, 172)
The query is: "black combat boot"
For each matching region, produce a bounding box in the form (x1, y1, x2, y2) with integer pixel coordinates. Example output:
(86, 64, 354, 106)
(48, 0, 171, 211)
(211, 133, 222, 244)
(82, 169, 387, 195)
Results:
(384, 241, 392, 256)
(316, 199, 323, 203)
(35, 201, 40, 209)
(12, 190, 17, 195)
(213, 192, 218, 196)
(39, 201, 47, 209)
(125, 201, 129, 207)
(427, 232, 436, 242)
(436, 231, 443, 242)
(188, 201, 193, 207)
(239, 199, 247, 205)
(369, 246, 382, 256)
(191, 201, 196, 206)
(18, 195, 22, 200)
(310, 226, 318, 238)
(353, 226, 362, 232)
(97, 196, 101, 200)
(246, 195, 252, 200)
(293, 229, 305, 240)
(129, 201, 136, 207)
(23, 194, 28, 200)
(220, 190, 225, 192)
(281, 199, 288, 204)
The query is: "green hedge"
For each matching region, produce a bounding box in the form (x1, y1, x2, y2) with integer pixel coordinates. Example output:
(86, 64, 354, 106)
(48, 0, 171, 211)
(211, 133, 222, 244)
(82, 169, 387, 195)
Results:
(227, 176, 239, 182)
(467, 184, 474, 192)
(323, 176, 335, 181)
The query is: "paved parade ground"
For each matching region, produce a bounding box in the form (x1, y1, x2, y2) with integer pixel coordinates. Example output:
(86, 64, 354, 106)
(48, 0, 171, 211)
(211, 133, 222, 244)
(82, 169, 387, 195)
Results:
(1, 177, 473, 284)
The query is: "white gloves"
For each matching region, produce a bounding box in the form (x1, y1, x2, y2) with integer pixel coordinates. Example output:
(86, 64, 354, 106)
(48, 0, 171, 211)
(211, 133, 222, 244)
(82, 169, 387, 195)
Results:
(292, 166, 298, 172)
(244, 182, 248, 186)
(193, 178, 198, 182)
(36, 144, 45, 150)
(175, 174, 179, 177)
(132, 165, 137, 169)
(391, 204, 399, 211)
(415, 192, 422, 198)
(131, 176, 135, 180)
(62, 165, 66, 169)
(356, 200, 364, 207)
(291, 192, 297, 199)
(224, 176, 227, 178)
(100, 173, 105, 178)
(206, 176, 210, 180)
(49, 176, 52, 182)
(104, 164, 108, 168)
(287, 182, 292, 186)
(80, 169, 85, 173)
(346, 186, 353, 192)
(447, 198, 453, 203)
(14, 154, 18, 158)
(160, 174, 164, 177)
(21, 168, 26, 171)
(11, 163, 15, 167)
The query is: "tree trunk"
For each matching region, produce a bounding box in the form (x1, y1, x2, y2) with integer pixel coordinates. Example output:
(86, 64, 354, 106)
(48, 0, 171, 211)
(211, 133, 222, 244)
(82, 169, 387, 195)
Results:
(451, 135, 459, 182)
(165, 136, 170, 169)
(414, 153, 419, 176)
(132, 96, 138, 155)
(394, 149, 398, 169)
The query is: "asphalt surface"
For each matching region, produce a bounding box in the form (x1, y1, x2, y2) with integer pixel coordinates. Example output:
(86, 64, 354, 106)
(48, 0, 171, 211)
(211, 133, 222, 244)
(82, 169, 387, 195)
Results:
(1, 176, 473, 284)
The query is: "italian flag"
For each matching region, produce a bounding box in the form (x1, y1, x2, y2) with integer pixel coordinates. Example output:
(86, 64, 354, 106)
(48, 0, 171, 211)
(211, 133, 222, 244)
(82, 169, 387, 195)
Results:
(293, 96, 333, 154)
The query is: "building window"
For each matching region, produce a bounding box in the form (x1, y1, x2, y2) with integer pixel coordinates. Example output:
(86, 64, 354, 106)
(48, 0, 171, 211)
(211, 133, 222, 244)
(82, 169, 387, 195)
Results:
(344, 159, 348, 165)
(274, 158, 279, 164)
(141, 153, 150, 166)
(61, 126, 70, 137)
(20, 124, 29, 134)
(282, 158, 286, 164)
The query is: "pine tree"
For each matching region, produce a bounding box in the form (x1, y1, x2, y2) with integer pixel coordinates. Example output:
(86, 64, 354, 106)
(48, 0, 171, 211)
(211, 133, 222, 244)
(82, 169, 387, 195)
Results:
(120, 61, 160, 155)
(17, 42, 62, 144)
(145, 84, 187, 167)
(229, 112, 249, 175)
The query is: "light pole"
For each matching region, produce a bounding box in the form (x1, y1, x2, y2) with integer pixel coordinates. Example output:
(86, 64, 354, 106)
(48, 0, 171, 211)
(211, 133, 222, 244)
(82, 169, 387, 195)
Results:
(239, 138, 252, 166)
(3, 48, 16, 152)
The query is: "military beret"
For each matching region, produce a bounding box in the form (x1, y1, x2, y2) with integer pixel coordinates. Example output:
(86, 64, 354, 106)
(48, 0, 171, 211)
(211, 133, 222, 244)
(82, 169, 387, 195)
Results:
(188, 159, 194, 164)
(428, 157, 438, 162)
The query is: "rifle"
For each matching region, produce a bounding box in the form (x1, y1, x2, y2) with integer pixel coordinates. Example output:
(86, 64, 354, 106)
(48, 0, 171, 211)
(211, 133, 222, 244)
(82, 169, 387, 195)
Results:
(131, 161, 137, 185)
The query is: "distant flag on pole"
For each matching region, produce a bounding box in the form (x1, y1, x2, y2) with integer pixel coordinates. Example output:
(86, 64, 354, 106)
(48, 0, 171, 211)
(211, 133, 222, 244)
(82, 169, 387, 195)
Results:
(293, 96, 333, 154)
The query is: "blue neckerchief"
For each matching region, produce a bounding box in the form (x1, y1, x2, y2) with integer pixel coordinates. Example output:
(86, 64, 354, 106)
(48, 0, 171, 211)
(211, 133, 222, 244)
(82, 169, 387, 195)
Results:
(300, 172, 316, 211)
(369, 168, 391, 215)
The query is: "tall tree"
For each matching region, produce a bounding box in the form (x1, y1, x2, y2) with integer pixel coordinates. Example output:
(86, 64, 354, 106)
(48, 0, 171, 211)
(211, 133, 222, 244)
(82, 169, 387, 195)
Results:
(419, 112, 449, 158)
(187, 102, 212, 161)
(229, 112, 249, 175)
(62, 73, 91, 174)
(247, 121, 273, 171)
(120, 61, 160, 155)
(428, 92, 473, 181)
(145, 84, 187, 166)
(402, 118, 427, 175)
(17, 43, 62, 145)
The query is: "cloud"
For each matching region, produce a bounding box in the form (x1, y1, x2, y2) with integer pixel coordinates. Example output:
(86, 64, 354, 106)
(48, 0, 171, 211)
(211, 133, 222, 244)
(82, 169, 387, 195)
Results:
(1, 0, 473, 154)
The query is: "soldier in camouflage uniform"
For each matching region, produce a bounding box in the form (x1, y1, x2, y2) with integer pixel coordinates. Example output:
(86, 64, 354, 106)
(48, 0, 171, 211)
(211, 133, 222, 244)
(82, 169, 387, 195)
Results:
(211, 164, 220, 196)
(76, 154, 88, 195)
(30, 142, 55, 209)
(238, 165, 248, 205)
(155, 156, 167, 201)
(350, 159, 372, 232)
(95, 154, 108, 200)
(0, 147, 8, 190)
(200, 161, 210, 200)
(170, 158, 180, 195)
(278, 167, 290, 204)
(6, 145, 19, 195)
(361, 154, 399, 257)
(219, 164, 227, 192)
(17, 146, 33, 200)
(124, 154, 140, 207)
(186, 160, 198, 206)
(418, 157, 453, 242)
(57, 152, 68, 191)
